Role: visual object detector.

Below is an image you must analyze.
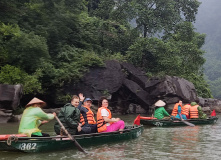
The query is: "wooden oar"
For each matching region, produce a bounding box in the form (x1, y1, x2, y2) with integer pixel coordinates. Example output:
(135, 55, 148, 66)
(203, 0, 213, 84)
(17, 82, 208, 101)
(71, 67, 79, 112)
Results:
(54, 116, 87, 154)
(176, 113, 195, 127)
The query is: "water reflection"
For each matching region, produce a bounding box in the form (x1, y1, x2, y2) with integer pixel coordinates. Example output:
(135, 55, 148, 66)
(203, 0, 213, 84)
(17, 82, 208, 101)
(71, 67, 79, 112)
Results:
(170, 126, 201, 158)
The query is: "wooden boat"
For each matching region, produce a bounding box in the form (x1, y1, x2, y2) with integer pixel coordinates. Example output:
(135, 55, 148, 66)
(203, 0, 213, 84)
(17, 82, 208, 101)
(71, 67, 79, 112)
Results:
(0, 125, 143, 153)
(140, 116, 218, 127)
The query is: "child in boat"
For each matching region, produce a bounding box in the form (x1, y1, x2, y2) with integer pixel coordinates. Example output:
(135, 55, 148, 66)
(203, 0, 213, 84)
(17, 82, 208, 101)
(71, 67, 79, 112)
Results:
(154, 100, 170, 119)
(97, 97, 125, 133)
(18, 97, 56, 137)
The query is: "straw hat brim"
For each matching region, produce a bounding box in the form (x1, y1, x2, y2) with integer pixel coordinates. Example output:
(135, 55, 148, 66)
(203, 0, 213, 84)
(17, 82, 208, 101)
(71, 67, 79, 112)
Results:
(25, 97, 46, 107)
(155, 100, 166, 107)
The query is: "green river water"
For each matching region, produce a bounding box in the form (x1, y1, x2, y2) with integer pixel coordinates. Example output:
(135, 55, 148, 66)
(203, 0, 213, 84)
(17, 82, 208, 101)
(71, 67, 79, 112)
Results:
(0, 114, 221, 160)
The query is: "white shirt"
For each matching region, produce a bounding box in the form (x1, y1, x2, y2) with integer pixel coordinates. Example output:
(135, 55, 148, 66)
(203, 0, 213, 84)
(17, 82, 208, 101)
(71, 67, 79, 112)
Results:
(101, 108, 110, 126)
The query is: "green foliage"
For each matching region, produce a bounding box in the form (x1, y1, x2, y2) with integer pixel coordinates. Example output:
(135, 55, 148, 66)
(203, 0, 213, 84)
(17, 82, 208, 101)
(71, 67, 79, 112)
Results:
(37, 46, 104, 88)
(0, 65, 42, 94)
(12, 106, 25, 115)
(57, 94, 72, 104)
(0, 23, 21, 66)
(127, 22, 205, 76)
(6, 31, 49, 73)
(127, 0, 200, 37)
(106, 52, 127, 62)
(184, 73, 212, 98)
(88, 0, 115, 20)
(127, 21, 211, 97)
(0, 0, 212, 99)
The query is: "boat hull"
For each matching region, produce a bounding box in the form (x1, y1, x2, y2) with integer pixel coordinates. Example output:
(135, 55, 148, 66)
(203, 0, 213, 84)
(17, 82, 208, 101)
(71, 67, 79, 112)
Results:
(140, 117, 218, 127)
(0, 125, 143, 153)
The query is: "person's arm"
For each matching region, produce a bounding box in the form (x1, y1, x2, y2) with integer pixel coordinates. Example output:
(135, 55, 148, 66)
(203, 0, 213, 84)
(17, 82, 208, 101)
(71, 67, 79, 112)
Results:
(34, 108, 55, 121)
(103, 117, 120, 123)
(162, 107, 170, 116)
(78, 104, 88, 113)
(101, 109, 120, 123)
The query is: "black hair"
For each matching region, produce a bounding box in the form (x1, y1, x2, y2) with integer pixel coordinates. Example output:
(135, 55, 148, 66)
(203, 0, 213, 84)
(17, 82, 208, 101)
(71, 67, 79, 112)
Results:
(98, 96, 108, 108)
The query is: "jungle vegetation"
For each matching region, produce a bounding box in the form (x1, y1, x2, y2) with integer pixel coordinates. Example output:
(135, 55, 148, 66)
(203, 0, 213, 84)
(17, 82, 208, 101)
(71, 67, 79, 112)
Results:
(0, 0, 212, 100)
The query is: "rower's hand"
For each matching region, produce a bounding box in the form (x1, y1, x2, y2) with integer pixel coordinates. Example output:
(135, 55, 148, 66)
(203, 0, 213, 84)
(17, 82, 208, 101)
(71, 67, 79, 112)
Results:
(53, 112, 56, 117)
(41, 120, 49, 124)
(78, 123, 82, 127)
(77, 124, 82, 132)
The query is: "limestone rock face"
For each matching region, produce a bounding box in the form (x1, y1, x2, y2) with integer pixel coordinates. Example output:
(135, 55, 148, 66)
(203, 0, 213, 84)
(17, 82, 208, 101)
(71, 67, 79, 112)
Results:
(145, 76, 198, 105)
(0, 84, 23, 110)
(62, 60, 216, 114)
(65, 60, 126, 101)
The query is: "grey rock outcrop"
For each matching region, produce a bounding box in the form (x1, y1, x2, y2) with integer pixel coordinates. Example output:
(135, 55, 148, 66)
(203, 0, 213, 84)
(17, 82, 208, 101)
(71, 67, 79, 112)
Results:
(62, 60, 212, 114)
(2, 60, 220, 120)
(0, 84, 23, 110)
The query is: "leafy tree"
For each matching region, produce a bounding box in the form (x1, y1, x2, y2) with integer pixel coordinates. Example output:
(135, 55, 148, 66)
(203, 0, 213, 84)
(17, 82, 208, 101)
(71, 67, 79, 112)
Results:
(6, 31, 49, 73)
(0, 23, 21, 66)
(88, 0, 115, 20)
(127, 22, 210, 97)
(0, 0, 212, 100)
(128, 0, 201, 37)
(0, 65, 42, 94)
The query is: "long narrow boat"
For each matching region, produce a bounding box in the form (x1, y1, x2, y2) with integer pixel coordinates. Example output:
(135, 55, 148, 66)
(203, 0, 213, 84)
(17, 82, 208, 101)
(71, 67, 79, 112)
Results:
(0, 125, 143, 153)
(140, 116, 218, 127)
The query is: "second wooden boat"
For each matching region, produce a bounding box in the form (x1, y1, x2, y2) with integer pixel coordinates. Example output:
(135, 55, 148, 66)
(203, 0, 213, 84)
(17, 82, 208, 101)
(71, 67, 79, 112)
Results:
(140, 116, 218, 127)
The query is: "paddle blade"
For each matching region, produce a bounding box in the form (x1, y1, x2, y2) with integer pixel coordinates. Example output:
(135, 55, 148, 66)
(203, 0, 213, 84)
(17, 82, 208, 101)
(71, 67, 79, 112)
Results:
(182, 120, 195, 127)
(211, 110, 216, 117)
(133, 114, 140, 126)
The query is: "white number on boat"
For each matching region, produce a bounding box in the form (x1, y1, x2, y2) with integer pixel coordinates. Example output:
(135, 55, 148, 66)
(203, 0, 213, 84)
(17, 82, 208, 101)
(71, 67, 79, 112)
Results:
(20, 143, 37, 150)
(154, 122, 163, 127)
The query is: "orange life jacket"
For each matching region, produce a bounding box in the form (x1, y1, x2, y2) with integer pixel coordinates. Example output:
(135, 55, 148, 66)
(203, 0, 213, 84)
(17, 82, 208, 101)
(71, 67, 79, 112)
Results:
(189, 105, 199, 118)
(80, 113, 85, 126)
(97, 107, 112, 133)
(183, 104, 191, 116)
(171, 103, 185, 116)
(80, 106, 96, 125)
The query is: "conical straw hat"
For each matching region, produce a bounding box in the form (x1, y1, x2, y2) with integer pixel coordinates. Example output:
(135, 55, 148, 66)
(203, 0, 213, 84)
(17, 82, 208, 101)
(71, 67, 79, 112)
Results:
(25, 97, 46, 107)
(154, 100, 166, 107)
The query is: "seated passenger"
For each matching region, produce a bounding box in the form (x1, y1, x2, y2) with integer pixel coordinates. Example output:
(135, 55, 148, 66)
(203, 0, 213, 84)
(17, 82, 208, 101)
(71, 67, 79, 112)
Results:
(18, 97, 56, 137)
(189, 102, 199, 119)
(97, 97, 125, 133)
(54, 95, 81, 135)
(183, 104, 191, 119)
(78, 94, 97, 133)
(171, 100, 187, 120)
(190, 102, 207, 119)
(198, 106, 207, 119)
(154, 100, 170, 120)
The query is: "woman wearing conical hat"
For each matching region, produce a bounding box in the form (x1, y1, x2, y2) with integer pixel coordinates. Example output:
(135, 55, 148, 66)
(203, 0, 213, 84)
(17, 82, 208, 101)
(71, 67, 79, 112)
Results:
(153, 100, 170, 119)
(18, 97, 56, 137)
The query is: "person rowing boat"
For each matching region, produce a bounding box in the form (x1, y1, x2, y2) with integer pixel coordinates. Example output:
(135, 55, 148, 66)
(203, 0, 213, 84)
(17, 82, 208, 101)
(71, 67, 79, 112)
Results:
(18, 97, 56, 137)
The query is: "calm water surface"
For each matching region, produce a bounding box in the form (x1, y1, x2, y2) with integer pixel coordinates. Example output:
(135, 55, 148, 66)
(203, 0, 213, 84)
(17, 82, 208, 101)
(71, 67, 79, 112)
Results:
(0, 115, 221, 160)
